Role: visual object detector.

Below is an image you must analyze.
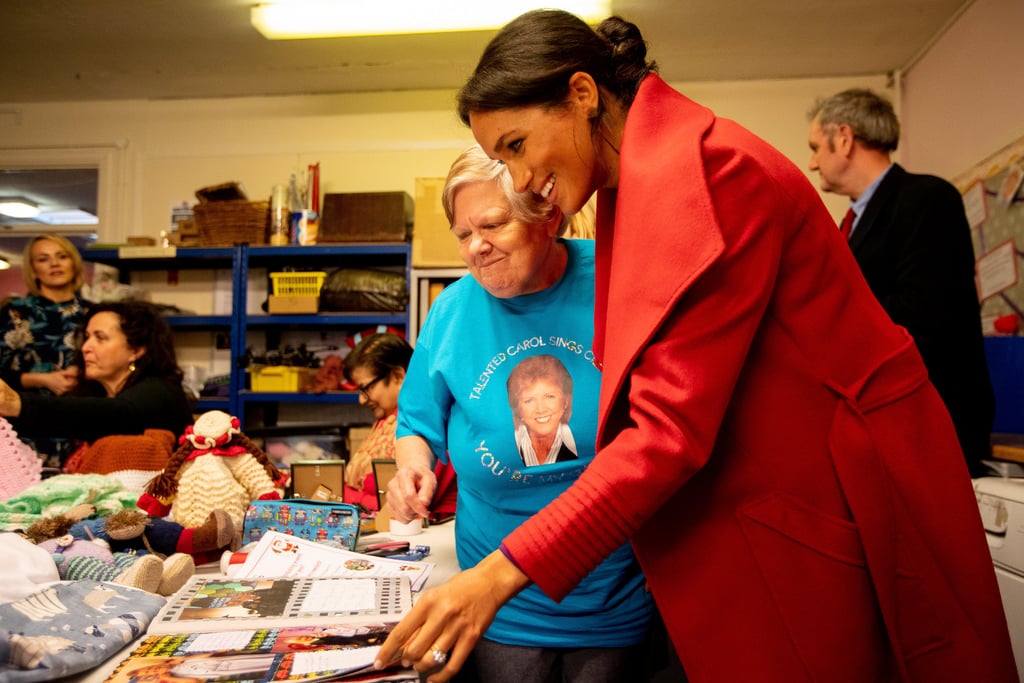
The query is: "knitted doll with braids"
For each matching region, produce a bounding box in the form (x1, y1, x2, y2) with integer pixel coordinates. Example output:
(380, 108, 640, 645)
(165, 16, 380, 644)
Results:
(138, 411, 285, 532)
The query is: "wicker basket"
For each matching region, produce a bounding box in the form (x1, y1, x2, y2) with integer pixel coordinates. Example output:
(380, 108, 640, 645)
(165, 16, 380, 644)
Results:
(193, 200, 269, 246)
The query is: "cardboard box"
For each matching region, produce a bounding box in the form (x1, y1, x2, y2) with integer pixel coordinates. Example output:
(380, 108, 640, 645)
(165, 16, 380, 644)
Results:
(319, 191, 413, 243)
(289, 460, 346, 501)
(267, 294, 319, 314)
(412, 177, 463, 267)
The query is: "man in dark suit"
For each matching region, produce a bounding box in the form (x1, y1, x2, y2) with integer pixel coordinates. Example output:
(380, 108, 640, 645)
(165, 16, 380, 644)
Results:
(808, 88, 995, 478)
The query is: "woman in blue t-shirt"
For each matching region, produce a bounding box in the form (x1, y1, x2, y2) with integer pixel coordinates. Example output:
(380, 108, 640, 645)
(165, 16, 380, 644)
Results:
(386, 145, 655, 683)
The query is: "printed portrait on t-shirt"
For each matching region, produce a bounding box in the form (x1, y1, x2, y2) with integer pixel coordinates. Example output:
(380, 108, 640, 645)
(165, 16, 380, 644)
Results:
(506, 354, 578, 467)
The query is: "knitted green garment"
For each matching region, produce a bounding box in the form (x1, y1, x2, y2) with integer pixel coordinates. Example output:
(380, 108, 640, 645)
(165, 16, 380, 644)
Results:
(0, 473, 139, 531)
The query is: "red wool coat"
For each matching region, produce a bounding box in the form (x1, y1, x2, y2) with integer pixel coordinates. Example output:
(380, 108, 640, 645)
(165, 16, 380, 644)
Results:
(502, 75, 1016, 682)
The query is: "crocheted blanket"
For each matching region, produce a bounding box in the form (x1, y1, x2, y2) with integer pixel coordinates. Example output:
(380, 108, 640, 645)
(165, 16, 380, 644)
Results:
(0, 474, 139, 532)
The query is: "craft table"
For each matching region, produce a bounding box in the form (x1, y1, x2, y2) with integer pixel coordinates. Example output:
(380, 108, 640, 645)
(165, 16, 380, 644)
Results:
(63, 518, 459, 683)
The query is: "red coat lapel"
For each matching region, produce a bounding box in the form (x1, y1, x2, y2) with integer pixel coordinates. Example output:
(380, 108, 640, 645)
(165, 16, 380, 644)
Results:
(595, 75, 725, 441)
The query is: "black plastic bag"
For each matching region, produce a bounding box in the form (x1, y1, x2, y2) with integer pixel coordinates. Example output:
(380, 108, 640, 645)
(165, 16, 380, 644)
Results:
(319, 268, 408, 312)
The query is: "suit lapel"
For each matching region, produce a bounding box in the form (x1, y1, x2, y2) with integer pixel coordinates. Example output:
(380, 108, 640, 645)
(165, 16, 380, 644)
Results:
(848, 164, 905, 252)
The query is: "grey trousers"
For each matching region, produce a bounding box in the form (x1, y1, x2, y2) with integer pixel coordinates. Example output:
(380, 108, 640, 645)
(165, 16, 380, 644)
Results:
(450, 637, 646, 683)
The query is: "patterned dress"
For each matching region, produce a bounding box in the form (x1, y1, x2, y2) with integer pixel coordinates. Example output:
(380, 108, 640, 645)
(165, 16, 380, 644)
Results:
(0, 292, 89, 465)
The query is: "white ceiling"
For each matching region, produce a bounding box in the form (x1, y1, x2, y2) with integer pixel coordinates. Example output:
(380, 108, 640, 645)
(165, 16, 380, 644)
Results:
(0, 0, 972, 239)
(2, 0, 971, 103)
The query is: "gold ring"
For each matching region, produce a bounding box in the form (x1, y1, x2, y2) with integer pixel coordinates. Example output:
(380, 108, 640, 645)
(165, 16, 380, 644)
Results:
(431, 644, 447, 666)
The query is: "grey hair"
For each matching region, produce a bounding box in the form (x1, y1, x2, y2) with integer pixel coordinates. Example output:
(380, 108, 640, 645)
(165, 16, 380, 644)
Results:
(808, 88, 900, 153)
(441, 144, 568, 235)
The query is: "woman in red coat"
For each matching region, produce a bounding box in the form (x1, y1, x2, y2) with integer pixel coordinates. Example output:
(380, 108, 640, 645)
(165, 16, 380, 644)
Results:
(377, 10, 1017, 683)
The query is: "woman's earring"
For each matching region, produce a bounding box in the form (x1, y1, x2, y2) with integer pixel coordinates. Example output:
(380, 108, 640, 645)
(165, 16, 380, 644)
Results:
(129, 361, 136, 373)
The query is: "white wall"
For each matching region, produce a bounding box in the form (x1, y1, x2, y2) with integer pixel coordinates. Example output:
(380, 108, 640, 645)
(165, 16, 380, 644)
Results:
(900, 0, 1024, 180)
(1, 76, 887, 244)
(1, 90, 474, 243)
(672, 75, 891, 222)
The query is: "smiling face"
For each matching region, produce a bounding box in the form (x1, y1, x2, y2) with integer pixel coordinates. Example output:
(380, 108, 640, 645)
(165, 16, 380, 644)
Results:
(451, 179, 566, 299)
(468, 74, 611, 217)
(350, 364, 402, 420)
(515, 377, 568, 439)
(80, 311, 142, 395)
(30, 238, 76, 299)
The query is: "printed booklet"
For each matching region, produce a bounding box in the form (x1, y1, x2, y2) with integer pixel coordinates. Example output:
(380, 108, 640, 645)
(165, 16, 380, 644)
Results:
(148, 575, 412, 635)
(232, 529, 434, 592)
(103, 625, 418, 682)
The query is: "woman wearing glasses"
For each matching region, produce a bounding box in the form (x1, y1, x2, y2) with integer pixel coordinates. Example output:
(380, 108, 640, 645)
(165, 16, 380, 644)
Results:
(342, 332, 456, 516)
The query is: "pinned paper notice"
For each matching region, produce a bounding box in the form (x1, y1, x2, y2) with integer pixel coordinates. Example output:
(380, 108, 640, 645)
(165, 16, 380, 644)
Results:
(962, 180, 988, 229)
(977, 240, 1019, 301)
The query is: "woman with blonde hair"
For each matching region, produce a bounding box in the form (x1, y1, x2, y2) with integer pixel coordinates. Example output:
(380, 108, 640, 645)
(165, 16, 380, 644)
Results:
(0, 234, 90, 465)
(1, 234, 88, 395)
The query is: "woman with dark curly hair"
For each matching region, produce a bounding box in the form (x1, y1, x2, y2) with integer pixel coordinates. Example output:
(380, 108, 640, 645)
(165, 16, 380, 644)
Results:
(0, 300, 194, 444)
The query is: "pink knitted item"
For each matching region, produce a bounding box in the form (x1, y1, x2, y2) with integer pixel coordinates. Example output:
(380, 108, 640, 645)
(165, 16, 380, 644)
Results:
(0, 418, 42, 500)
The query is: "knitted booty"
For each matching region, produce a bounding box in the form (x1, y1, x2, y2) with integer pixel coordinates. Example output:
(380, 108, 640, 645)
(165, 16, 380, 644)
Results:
(159, 553, 195, 596)
(181, 509, 236, 554)
(114, 554, 163, 593)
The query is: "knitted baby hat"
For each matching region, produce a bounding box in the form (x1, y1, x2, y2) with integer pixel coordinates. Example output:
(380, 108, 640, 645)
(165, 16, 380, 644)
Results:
(71, 429, 176, 494)
(0, 417, 41, 500)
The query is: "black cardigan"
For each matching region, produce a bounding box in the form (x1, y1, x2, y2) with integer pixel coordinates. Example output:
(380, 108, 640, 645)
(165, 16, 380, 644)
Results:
(14, 376, 193, 443)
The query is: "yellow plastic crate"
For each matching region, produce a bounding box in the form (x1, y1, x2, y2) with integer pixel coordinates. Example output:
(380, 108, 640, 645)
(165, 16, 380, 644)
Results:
(270, 271, 326, 297)
(250, 365, 315, 392)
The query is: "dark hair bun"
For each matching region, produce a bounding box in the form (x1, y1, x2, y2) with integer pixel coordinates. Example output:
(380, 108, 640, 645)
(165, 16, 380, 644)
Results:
(597, 16, 657, 105)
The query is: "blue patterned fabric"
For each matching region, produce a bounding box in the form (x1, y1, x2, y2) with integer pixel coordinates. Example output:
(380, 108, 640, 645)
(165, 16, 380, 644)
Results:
(0, 580, 165, 682)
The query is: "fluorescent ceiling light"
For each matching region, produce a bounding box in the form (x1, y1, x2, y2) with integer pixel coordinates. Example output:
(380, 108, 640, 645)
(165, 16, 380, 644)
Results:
(251, 1, 612, 39)
(0, 197, 40, 219)
(36, 209, 99, 225)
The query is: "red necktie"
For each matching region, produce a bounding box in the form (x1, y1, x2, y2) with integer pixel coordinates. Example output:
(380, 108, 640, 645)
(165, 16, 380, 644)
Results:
(839, 208, 855, 240)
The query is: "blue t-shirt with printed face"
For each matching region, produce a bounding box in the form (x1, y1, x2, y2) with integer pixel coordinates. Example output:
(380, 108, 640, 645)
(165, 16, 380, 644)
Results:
(397, 239, 654, 648)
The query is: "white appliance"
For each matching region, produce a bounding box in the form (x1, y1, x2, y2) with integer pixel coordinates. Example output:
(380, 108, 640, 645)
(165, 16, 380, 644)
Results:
(975, 477, 1024, 682)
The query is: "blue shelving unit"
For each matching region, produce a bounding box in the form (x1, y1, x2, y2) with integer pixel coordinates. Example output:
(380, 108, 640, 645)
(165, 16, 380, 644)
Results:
(85, 243, 411, 425)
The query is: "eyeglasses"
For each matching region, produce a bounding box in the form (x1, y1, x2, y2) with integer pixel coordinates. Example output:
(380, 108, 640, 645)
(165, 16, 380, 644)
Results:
(356, 375, 386, 399)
